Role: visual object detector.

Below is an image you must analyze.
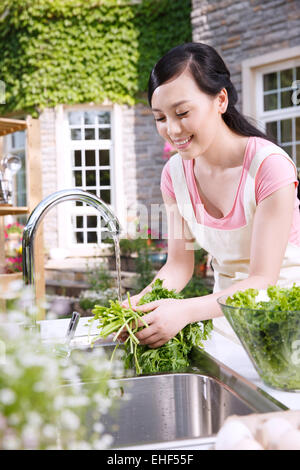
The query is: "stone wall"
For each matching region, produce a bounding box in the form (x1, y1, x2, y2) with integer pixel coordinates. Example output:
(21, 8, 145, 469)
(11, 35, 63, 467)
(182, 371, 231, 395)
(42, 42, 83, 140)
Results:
(191, 0, 300, 111)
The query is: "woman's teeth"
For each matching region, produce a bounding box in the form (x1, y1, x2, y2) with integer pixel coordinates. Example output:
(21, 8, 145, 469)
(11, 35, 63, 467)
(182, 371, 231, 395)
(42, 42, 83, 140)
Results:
(174, 136, 193, 146)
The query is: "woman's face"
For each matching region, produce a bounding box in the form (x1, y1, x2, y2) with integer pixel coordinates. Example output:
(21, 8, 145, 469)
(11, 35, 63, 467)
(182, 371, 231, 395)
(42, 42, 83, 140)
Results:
(151, 69, 227, 160)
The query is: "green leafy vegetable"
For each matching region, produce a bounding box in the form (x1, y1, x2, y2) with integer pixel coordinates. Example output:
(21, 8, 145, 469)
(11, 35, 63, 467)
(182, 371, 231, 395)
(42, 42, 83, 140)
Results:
(223, 284, 300, 390)
(90, 279, 213, 375)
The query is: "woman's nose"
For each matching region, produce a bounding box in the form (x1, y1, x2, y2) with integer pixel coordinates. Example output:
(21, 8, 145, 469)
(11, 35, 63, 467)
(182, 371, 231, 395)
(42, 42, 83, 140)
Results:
(167, 118, 182, 138)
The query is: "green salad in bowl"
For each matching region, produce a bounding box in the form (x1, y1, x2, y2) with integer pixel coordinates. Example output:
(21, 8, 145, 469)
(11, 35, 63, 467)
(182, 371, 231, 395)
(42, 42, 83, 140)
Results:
(217, 284, 300, 391)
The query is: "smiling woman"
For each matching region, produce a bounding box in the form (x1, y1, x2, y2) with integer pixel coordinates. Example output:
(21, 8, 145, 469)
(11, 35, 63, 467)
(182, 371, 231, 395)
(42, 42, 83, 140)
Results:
(121, 42, 300, 347)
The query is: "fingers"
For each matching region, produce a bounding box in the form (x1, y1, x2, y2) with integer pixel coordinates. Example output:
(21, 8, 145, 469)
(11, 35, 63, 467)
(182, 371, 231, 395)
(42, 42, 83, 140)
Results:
(132, 299, 162, 312)
(121, 294, 141, 309)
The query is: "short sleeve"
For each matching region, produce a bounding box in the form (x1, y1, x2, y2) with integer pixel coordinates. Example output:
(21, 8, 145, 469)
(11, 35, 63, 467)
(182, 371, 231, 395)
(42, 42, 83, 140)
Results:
(255, 153, 298, 204)
(160, 159, 176, 199)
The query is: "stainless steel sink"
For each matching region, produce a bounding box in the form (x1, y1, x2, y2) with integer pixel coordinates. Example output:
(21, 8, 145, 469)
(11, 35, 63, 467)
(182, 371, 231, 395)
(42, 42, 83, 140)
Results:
(68, 344, 287, 450)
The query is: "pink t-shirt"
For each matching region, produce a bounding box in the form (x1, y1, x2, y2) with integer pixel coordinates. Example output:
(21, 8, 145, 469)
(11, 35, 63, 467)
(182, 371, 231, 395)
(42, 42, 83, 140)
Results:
(160, 136, 300, 247)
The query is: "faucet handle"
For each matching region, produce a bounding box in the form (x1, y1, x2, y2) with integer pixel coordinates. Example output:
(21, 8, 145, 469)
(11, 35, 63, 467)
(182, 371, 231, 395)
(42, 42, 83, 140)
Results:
(66, 311, 81, 342)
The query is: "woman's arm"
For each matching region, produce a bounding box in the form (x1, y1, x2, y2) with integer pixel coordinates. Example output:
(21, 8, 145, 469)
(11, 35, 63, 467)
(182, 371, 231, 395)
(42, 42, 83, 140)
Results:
(135, 183, 295, 347)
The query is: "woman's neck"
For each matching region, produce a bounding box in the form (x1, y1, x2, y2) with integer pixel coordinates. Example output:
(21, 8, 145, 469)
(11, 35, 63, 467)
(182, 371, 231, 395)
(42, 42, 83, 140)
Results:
(195, 121, 250, 173)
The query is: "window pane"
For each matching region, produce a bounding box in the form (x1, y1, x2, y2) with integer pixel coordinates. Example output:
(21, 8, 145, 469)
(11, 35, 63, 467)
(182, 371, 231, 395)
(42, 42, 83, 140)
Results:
(99, 128, 111, 140)
(68, 112, 82, 125)
(87, 215, 97, 228)
(87, 232, 97, 243)
(97, 111, 111, 124)
(264, 93, 278, 111)
(100, 189, 111, 204)
(88, 189, 97, 196)
(86, 170, 96, 186)
(74, 150, 81, 167)
(15, 149, 26, 207)
(76, 216, 83, 228)
(263, 72, 277, 91)
(71, 128, 82, 140)
(76, 201, 83, 206)
(280, 119, 292, 143)
(296, 117, 300, 141)
(280, 68, 293, 88)
(266, 121, 278, 141)
(282, 145, 292, 158)
(84, 111, 96, 125)
(100, 170, 110, 186)
(74, 171, 82, 186)
(101, 229, 110, 241)
(297, 66, 300, 81)
(85, 150, 95, 166)
(296, 144, 300, 168)
(99, 149, 110, 166)
(280, 90, 293, 108)
(76, 232, 84, 243)
(85, 128, 95, 140)
(11, 131, 25, 148)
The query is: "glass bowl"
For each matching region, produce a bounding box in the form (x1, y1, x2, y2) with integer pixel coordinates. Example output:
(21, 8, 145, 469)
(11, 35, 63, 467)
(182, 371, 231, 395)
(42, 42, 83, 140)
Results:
(217, 293, 300, 391)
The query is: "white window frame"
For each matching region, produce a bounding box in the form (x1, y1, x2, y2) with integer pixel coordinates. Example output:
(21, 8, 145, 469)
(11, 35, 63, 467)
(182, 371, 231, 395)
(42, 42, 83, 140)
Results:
(242, 46, 300, 170)
(55, 103, 125, 256)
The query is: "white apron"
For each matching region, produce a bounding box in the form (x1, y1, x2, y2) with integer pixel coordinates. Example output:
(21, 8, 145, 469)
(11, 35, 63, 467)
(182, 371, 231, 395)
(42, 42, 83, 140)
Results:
(170, 143, 300, 343)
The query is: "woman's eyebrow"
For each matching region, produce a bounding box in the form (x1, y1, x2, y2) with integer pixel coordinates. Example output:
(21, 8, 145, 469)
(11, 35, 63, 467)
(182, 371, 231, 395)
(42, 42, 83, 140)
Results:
(152, 100, 191, 112)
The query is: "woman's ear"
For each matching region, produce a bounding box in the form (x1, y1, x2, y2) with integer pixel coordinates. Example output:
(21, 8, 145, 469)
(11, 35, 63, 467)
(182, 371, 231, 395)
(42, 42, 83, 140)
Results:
(218, 88, 228, 114)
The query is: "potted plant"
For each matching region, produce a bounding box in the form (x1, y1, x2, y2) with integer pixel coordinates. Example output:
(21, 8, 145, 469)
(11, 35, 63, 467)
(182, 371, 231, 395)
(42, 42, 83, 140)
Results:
(0, 224, 23, 297)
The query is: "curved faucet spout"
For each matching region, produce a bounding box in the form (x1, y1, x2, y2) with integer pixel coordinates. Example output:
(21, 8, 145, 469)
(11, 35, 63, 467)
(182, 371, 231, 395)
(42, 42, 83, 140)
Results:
(22, 188, 121, 294)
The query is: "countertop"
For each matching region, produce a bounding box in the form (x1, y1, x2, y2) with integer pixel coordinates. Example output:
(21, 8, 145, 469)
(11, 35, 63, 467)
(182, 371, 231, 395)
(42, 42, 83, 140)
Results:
(39, 316, 300, 411)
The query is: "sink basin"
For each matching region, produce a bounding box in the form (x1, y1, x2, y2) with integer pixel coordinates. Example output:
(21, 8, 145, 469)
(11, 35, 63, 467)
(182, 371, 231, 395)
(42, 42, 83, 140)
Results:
(66, 343, 287, 450)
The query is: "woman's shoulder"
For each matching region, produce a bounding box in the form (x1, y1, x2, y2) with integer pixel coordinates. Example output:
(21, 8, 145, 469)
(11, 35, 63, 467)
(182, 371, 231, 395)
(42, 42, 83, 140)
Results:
(246, 136, 295, 168)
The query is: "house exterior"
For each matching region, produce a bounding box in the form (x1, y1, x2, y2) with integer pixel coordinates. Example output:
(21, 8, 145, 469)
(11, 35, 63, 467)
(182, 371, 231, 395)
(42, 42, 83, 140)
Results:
(2, 0, 300, 266)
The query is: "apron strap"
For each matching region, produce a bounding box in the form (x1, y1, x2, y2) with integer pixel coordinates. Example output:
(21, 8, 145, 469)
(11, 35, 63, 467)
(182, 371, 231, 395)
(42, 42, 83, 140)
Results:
(243, 144, 297, 222)
(169, 153, 196, 224)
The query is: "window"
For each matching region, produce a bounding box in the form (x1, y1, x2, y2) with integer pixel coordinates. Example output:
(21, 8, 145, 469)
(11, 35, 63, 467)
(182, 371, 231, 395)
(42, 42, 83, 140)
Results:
(68, 110, 113, 245)
(3, 130, 27, 207)
(258, 63, 300, 173)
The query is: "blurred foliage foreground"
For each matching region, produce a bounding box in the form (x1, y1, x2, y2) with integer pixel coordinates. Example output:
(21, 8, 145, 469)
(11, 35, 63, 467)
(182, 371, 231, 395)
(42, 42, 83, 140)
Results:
(0, 285, 125, 450)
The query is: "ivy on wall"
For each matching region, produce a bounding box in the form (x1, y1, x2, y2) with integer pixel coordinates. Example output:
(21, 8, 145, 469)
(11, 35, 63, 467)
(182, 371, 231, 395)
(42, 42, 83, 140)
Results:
(0, 0, 191, 115)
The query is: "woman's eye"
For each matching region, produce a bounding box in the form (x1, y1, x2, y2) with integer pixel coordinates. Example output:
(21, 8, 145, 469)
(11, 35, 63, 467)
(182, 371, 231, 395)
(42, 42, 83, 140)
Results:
(154, 117, 165, 122)
(176, 111, 188, 117)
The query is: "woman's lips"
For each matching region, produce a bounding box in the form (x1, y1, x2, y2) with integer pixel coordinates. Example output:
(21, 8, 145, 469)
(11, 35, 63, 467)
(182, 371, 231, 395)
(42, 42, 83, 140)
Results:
(173, 135, 193, 150)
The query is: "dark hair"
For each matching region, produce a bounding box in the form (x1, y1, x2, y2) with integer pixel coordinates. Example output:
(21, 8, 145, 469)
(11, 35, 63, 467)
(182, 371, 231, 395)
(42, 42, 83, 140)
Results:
(148, 42, 273, 141)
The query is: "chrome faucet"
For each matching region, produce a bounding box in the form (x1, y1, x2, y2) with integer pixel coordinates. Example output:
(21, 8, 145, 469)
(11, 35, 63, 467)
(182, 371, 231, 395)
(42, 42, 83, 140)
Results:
(22, 189, 122, 309)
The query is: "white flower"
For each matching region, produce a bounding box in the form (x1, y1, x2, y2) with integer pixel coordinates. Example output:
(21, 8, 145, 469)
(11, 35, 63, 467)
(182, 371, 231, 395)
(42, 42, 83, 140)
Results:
(22, 425, 39, 449)
(26, 411, 42, 428)
(69, 441, 92, 450)
(93, 422, 104, 434)
(60, 410, 80, 431)
(61, 365, 80, 382)
(93, 434, 114, 450)
(33, 381, 46, 392)
(0, 388, 16, 405)
(42, 424, 57, 440)
(2, 430, 20, 450)
(64, 396, 89, 407)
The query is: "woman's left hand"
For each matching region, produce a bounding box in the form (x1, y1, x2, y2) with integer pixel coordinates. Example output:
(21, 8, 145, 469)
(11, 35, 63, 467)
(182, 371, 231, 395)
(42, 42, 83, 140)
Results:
(133, 298, 190, 348)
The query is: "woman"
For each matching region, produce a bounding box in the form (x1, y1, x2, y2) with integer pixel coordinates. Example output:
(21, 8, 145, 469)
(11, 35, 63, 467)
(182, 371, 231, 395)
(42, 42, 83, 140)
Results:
(122, 42, 300, 347)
